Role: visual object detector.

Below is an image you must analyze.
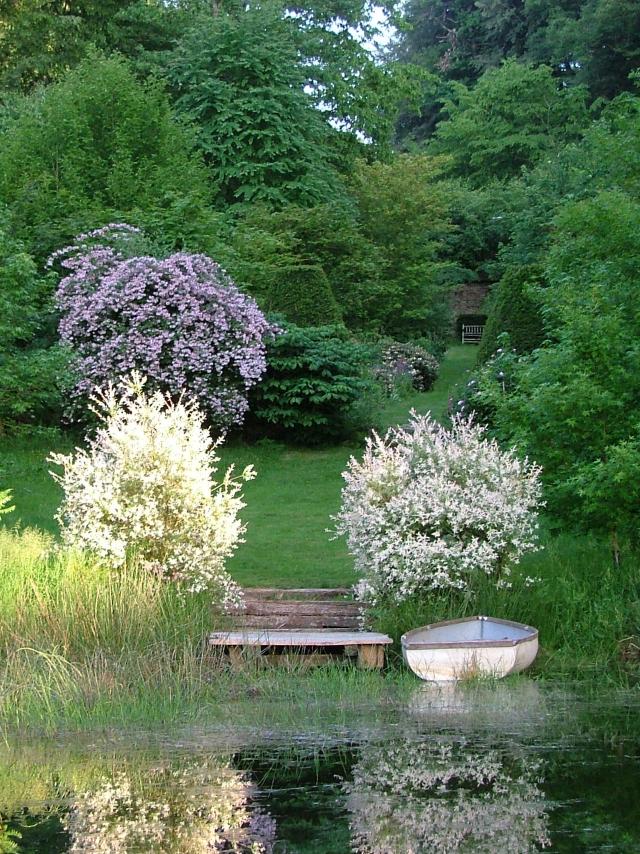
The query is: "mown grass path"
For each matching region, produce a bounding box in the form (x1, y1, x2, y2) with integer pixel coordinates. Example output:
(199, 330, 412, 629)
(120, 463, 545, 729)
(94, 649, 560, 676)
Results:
(1, 346, 477, 588)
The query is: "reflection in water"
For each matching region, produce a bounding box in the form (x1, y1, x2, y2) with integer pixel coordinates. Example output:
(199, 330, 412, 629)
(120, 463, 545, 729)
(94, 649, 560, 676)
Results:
(406, 680, 548, 733)
(346, 740, 550, 854)
(0, 684, 639, 852)
(65, 763, 275, 854)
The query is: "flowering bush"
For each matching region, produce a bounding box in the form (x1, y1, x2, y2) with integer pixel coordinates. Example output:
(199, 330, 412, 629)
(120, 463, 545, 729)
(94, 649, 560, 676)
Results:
(49, 375, 254, 605)
(373, 340, 439, 397)
(51, 224, 273, 429)
(335, 413, 542, 604)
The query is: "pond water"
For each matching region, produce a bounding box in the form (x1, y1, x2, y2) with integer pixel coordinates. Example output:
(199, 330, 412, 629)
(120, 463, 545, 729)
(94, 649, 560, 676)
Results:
(2, 681, 639, 852)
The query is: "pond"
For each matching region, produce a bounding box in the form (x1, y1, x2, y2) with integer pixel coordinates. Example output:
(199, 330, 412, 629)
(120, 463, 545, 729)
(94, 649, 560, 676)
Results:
(1, 681, 639, 852)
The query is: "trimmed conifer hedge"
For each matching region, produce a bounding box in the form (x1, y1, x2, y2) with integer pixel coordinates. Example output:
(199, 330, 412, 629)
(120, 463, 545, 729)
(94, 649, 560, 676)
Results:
(477, 265, 546, 361)
(267, 264, 342, 327)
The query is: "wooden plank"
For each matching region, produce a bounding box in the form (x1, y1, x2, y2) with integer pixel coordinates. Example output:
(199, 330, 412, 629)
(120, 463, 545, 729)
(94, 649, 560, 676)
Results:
(209, 630, 392, 647)
(358, 644, 385, 669)
(243, 587, 352, 600)
(233, 613, 360, 629)
(228, 646, 246, 670)
(262, 653, 335, 668)
(240, 601, 363, 617)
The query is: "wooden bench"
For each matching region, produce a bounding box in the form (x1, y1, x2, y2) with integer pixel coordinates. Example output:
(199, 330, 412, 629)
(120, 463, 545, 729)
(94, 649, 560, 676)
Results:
(208, 588, 392, 669)
(461, 323, 485, 344)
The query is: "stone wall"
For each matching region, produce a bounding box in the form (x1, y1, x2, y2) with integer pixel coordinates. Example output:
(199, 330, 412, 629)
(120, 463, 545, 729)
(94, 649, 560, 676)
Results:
(451, 282, 491, 319)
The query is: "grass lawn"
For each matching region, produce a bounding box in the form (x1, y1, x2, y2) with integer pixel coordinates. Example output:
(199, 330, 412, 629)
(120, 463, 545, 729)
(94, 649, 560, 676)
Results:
(0, 345, 478, 588)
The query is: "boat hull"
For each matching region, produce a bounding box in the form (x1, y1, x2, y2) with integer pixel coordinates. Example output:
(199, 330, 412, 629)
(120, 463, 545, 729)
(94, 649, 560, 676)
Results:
(401, 616, 538, 682)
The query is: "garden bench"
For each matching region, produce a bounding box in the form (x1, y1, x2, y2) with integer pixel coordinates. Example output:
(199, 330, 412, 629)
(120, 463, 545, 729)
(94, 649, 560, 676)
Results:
(461, 323, 485, 343)
(208, 587, 392, 669)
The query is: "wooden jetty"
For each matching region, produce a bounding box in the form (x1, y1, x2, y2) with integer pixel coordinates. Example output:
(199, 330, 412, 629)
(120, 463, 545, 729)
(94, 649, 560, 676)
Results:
(208, 587, 392, 669)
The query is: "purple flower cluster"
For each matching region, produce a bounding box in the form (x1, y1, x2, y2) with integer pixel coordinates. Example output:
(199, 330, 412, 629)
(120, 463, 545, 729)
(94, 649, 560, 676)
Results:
(53, 225, 273, 428)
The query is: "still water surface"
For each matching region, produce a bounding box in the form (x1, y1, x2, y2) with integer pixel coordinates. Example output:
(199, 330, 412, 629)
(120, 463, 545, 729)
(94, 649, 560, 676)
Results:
(2, 681, 639, 852)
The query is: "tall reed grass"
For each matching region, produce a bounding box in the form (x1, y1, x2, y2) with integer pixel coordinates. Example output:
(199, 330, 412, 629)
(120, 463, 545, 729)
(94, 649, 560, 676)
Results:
(0, 527, 230, 728)
(0, 528, 412, 730)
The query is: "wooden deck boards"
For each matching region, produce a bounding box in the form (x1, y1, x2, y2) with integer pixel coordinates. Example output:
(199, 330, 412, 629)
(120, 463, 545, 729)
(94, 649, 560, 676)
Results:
(209, 588, 392, 669)
(208, 630, 392, 646)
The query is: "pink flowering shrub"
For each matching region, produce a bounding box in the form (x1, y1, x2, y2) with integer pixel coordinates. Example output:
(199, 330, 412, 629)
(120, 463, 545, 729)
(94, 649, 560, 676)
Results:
(335, 413, 543, 604)
(51, 224, 272, 429)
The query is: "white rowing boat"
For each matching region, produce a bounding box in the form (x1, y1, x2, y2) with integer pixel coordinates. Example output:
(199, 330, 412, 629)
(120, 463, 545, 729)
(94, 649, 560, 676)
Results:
(401, 615, 538, 682)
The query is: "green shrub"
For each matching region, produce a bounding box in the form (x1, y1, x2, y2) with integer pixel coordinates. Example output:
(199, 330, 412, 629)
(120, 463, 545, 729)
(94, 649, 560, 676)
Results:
(267, 265, 342, 327)
(413, 333, 448, 362)
(248, 322, 375, 443)
(0, 219, 69, 430)
(0, 52, 213, 261)
(477, 265, 546, 362)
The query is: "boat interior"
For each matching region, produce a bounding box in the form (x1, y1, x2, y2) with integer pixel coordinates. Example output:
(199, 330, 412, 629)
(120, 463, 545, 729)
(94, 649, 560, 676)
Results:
(406, 618, 533, 645)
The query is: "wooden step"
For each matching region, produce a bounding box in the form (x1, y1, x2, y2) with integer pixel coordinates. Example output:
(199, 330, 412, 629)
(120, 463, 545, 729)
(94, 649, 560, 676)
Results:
(209, 629, 392, 670)
(209, 630, 391, 646)
(234, 614, 362, 629)
(208, 588, 384, 668)
(240, 601, 362, 617)
(243, 587, 352, 601)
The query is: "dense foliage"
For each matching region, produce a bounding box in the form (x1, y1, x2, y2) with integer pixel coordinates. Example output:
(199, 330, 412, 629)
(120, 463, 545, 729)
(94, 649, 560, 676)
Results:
(0, 54, 213, 263)
(0, 220, 68, 429)
(53, 225, 272, 429)
(395, 0, 640, 142)
(479, 193, 640, 561)
(349, 155, 454, 338)
(49, 375, 253, 604)
(248, 323, 375, 444)
(267, 265, 342, 327)
(167, 9, 342, 209)
(2, 0, 640, 570)
(335, 413, 542, 604)
(477, 265, 546, 362)
(431, 61, 589, 184)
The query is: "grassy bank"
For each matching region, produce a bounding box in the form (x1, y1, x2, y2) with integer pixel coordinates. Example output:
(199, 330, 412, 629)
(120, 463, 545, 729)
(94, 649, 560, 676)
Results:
(0, 522, 637, 733)
(0, 344, 638, 732)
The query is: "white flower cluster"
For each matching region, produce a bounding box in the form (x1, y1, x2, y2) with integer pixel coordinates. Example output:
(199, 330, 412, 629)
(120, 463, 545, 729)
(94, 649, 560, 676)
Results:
(49, 374, 254, 606)
(335, 413, 543, 604)
(65, 763, 276, 853)
(346, 739, 550, 853)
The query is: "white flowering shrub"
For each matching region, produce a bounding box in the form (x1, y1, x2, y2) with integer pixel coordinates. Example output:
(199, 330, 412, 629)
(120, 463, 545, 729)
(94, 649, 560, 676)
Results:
(335, 413, 543, 604)
(49, 374, 254, 606)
